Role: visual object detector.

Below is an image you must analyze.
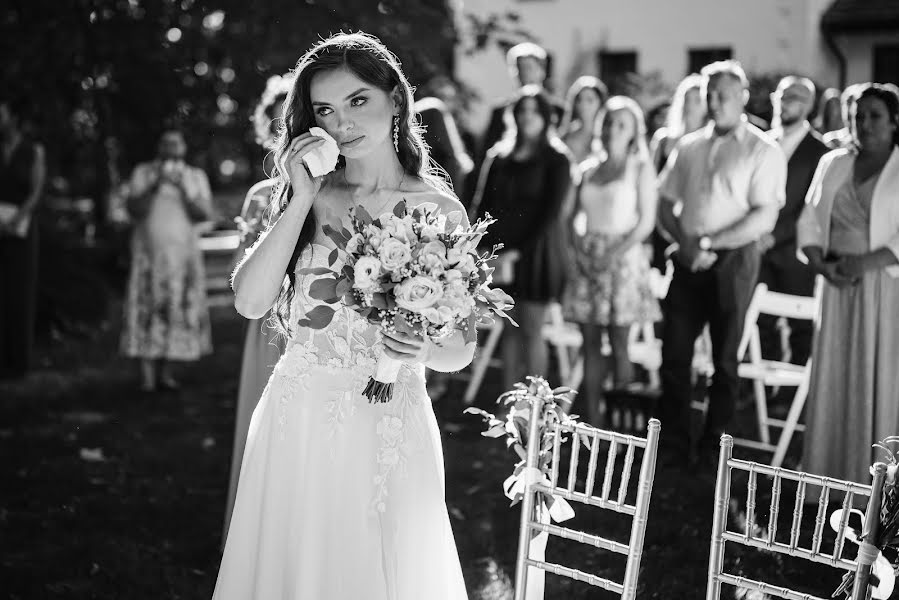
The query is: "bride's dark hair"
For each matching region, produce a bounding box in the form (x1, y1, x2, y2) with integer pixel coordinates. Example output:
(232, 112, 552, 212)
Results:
(266, 31, 447, 336)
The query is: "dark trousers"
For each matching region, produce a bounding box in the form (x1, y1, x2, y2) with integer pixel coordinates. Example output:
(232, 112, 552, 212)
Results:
(0, 226, 39, 379)
(657, 243, 760, 452)
(757, 247, 816, 366)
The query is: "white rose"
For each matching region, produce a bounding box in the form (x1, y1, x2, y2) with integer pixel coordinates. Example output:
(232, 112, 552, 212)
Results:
(346, 232, 364, 255)
(420, 223, 442, 241)
(444, 269, 463, 282)
(421, 240, 447, 259)
(418, 252, 446, 275)
(380, 214, 412, 243)
(420, 305, 456, 324)
(378, 238, 412, 272)
(438, 280, 475, 318)
(353, 256, 382, 291)
(394, 275, 443, 311)
(455, 254, 476, 275)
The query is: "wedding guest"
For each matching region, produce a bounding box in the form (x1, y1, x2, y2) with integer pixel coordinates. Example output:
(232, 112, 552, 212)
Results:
(422, 75, 477, 157)
(471, 86, 572, 391)
(478, 42, 565, 163)
(414, 96, 473, 191)
(649, 74, 706, 271)
(223, 74, 292, 541)
(563, 96, 660, 426)
(798, 83, 899, 484)
(813, 87, 843, 135)
(251, 73, 293, 177)
(757, 77, 829, 365)
(823, 84, 864, 150)
(655, 61, 787, 466)
(558, 76, 609, 164)
(120, 129, 213, 391)
(0, 94, 45, 380)
(650, 74, 707, 174)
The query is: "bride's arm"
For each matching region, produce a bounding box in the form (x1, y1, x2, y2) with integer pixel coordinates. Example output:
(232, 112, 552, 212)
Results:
(232, 134, 325, 319)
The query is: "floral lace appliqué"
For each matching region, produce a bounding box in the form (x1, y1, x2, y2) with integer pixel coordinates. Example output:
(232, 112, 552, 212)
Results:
(370, 366, 423, 513)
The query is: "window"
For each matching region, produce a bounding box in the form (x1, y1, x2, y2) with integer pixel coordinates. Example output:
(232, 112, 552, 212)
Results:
(873, 45, 899, 86)
(598, 50, 638, 95)
(688, 47, 733, 75)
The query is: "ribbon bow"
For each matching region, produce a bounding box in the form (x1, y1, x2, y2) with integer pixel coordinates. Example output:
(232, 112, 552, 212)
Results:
(503, 466, 575, 523)
(830, 508, 895, 599)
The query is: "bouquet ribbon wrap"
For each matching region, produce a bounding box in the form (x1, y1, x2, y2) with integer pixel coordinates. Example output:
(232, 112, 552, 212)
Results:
(363, 351, 403, 403)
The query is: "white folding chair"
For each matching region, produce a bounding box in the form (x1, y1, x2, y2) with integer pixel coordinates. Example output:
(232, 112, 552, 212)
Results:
(708, 434, 888, 600)
(513, 395, 661, 600)
(732, 284, 820, 467)
(462, 318, 506, 405)
(541, 303, 584, 389)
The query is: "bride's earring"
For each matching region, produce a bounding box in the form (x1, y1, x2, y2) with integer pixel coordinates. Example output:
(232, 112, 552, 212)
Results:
(393, 115, 399, 153)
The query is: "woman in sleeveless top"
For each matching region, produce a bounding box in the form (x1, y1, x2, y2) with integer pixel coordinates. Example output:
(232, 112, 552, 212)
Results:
(215, 33, 472, 600)
(563, 96, 661, 426)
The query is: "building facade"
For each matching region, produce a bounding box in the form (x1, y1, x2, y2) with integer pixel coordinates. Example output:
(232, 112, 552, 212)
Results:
(454, 0, 876, 132)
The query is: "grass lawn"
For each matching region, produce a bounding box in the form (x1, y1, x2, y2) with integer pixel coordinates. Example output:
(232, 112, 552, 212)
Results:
(0, 302, 862, 599)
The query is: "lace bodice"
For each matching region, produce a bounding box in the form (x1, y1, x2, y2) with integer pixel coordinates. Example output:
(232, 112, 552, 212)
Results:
(279, 243, 384, 376)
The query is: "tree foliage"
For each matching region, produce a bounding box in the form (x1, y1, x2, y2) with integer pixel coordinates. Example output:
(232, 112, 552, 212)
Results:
(1, 0, 457, 201)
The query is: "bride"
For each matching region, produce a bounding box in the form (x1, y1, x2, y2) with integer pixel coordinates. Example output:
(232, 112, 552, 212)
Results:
(214, 33, 473, 599)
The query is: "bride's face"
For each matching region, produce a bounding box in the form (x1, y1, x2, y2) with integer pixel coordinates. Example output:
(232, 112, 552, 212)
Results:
(309, 67, 398, 159)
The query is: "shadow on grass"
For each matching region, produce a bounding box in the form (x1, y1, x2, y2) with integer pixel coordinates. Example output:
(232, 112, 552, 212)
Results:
(0, 305, 857, 599)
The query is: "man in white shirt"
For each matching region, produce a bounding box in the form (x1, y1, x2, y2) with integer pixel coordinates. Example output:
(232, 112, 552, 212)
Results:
(656, 61, 788, 467)
(759, 77, 829, 367)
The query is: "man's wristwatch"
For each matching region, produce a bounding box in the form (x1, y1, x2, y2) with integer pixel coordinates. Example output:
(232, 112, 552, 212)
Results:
(699, 236, 712, 251)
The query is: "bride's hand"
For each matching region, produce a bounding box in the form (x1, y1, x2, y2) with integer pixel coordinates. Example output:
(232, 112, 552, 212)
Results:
(283, 133, 326, 200)
(382, 330, 434, 364)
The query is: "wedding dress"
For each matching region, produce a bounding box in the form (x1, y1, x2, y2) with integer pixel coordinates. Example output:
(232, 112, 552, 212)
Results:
(213, 243, 468, 600)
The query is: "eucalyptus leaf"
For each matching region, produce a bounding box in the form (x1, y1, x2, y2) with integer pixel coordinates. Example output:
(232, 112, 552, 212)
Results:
(297, 266, 335, 276)
(335, 277, 351, 298)
(308, 277, 339, 302)
(393, 199, 407, 218)
(295, 305, 336, 330)
(355, 205, 373, 224)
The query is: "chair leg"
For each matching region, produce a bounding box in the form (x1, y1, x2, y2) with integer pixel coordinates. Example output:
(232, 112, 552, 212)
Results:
(463, 322, 504, 405)
(771, 369, 810, 468)
(752, 378, 771, 445)
(567, 351, 584, 390)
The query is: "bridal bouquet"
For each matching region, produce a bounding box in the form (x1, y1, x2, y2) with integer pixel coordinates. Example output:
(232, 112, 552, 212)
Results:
(299, 200, 516, 402)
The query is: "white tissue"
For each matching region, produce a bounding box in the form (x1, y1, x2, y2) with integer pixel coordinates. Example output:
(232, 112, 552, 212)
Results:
(303, 127, 340, 177)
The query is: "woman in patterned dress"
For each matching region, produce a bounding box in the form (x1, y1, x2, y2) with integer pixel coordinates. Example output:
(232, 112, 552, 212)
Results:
(563, 96, 661, 425)
(120, 129, 212, 391)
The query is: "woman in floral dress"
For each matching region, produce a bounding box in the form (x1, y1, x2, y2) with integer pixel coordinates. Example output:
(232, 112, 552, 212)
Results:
(121, 129, 212, 391)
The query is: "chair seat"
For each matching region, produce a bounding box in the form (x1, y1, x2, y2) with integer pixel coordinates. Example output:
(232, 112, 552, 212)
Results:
(542, 323, 583, 347)
(738, 360, 805, 386)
